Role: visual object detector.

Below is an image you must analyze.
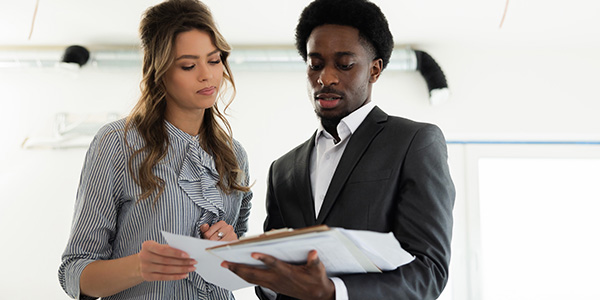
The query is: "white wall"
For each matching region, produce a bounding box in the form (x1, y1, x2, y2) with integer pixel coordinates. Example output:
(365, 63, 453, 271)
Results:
(1, 43, 599, 299)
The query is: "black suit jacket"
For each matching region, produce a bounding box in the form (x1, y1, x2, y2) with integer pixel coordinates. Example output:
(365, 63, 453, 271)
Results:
(258, 106, 455, 300)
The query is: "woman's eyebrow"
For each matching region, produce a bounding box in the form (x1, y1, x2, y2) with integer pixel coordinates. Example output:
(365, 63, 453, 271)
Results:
(175, 49, 220, 61)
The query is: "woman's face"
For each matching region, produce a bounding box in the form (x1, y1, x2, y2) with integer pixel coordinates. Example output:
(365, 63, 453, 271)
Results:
(163, 29, 224, 122)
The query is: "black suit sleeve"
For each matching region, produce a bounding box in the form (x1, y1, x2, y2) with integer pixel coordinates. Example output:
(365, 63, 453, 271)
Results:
(256, 162, 289, 300)
(263, 160, 287, 231)
(340, 124, 455, 300)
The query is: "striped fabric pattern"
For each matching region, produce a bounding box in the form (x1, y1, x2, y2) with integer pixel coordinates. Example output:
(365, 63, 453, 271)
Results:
(58, 118, 252, 300)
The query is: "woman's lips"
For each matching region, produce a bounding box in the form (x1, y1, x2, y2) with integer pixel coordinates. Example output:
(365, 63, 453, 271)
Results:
(197, 86, 216, 95)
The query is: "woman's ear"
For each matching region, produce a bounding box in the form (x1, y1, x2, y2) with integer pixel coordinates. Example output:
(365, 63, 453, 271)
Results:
(369, 58, 383, 83)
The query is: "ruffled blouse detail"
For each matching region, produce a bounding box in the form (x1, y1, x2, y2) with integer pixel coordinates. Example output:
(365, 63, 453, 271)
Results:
(165, 122, 225, 224)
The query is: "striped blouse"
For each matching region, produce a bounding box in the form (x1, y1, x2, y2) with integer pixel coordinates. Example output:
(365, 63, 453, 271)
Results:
(59, 119, 253, 300)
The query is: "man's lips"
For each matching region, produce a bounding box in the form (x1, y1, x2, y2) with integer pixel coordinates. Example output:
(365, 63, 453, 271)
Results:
(315, 93, 342, 101)
(315, 93, 342, 109)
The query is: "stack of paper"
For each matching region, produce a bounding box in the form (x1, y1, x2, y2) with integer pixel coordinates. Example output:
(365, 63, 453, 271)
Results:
(162, 225, 414, 291)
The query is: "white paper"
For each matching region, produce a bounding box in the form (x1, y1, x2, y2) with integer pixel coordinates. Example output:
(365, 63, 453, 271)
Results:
(161, 231, 253, 291)
(161, 228, 415, 291)
(209, 230, 376, 276)
(337, 228, 415, 270)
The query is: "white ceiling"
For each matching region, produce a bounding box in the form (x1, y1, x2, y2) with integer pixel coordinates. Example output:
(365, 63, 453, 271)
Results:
(1, 0, 600, 49)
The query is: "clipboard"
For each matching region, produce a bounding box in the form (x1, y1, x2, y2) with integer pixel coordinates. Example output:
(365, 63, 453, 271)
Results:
(208, 224, 330, 249)
(206, 225, 382, 275)
(162, 227, 414, 290)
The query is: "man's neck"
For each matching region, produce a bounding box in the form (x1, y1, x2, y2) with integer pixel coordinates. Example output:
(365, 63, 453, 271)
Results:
(321, 119, 341, 143)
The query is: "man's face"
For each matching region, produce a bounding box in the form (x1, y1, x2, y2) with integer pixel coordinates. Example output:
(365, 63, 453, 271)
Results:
(305, 24, 382, 123)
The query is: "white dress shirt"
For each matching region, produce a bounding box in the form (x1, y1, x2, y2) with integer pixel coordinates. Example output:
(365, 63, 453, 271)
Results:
(310, 102, 376, 217)
(310, 101, 376, 300)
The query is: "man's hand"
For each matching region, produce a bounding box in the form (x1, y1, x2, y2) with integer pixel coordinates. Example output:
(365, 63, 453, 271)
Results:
(222, 250, 335, 300)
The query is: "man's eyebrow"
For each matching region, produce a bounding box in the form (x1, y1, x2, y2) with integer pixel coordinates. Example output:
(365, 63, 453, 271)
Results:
(307, 51, 356, 58)
(335, 51, 356, 57)
(175, 49, 221, 61)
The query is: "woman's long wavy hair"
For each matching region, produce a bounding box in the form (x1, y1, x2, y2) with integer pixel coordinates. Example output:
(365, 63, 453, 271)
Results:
(125, 0, 250, 203)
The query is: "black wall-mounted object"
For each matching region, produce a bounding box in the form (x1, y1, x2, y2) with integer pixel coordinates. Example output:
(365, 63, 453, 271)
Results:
(61, 45, 90, 67)
(415, 50, 448, 93)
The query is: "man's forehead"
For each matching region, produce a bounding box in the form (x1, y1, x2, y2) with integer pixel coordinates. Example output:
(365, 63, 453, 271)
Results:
(308, 24, 360, 40)
(306, 29, 372, 61)
(307, 26, 362, 49)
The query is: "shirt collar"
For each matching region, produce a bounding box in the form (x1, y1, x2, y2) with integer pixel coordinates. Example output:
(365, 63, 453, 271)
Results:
(315, 101, 376, 143)
(164, 120, 200, 145)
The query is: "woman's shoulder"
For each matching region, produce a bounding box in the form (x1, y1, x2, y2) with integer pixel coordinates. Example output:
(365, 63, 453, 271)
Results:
(96, 118, 145, 143)
(92, 118, 125, 144)
(90, 118, 145, 152)
(231, 138, 249, 163)
(83, 118, 130, 160)
(97, 118, 126, 136)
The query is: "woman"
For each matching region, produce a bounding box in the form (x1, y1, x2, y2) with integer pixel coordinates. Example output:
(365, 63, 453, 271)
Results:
(58, 0, 252, 299)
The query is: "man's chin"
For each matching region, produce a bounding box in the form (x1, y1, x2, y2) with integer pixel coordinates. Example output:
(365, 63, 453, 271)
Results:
(316, 111, 344, 128)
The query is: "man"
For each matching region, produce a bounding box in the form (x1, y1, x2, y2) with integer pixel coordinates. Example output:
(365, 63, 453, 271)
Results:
(222, 0, 455, 299)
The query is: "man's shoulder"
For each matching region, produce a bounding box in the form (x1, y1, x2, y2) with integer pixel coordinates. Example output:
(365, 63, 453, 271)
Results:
(370, 107, 441, 132)
(366, 108, 447, 146)
(387, 115, 439, 129)
(275, 139, 311, 162)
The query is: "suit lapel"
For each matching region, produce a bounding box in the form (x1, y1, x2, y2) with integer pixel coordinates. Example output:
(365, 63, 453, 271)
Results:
(316, 107, 388, 224)
(293, 132, 318, 226)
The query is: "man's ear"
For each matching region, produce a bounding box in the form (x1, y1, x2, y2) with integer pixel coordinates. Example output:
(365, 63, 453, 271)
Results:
(370, 58, 383, 83)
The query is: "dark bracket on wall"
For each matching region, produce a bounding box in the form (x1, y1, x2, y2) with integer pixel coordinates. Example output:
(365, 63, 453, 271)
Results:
(414, 50, 449, 105)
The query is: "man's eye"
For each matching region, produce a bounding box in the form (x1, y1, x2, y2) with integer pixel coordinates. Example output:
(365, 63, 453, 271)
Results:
(338, 63, 354, 70)
(309, 64, 322, 70)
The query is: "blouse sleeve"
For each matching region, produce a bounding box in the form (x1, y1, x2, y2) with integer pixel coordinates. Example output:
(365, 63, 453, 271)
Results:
(58, 124, 125, 299)
(233, 140, 253, 237)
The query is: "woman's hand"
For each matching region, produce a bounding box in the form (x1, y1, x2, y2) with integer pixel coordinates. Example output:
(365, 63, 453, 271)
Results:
(199, 220, 238, 241)
(80, 240, 195, 297)
(138, 240, 197, 281)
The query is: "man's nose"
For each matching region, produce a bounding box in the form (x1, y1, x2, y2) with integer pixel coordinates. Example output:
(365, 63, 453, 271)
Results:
(317, 66, 338, 86)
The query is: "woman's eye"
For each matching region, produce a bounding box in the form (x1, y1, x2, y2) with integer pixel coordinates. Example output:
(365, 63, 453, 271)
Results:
(181, 65, 195, 71)
(209, 59, 222, 65)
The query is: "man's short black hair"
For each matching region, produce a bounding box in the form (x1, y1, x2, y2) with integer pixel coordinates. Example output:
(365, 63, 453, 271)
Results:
(295, 0, 394, 69)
